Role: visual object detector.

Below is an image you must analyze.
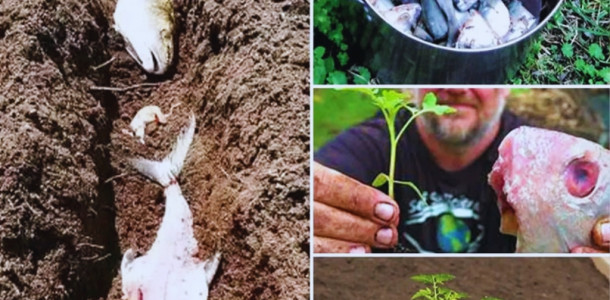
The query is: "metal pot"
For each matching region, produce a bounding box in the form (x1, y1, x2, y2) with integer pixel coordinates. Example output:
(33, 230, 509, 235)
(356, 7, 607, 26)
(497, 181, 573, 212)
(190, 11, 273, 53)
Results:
(338, 0, 563, 83)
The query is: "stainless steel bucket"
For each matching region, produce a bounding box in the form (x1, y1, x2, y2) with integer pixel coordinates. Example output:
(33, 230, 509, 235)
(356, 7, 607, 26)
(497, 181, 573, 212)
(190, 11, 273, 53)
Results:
(338, 0, 563, 83)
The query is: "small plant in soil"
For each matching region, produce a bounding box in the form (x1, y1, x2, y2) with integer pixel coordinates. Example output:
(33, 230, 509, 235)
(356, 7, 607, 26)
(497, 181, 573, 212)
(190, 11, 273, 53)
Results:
(411, 273, 502, 300)
(355, 89, 454, 200)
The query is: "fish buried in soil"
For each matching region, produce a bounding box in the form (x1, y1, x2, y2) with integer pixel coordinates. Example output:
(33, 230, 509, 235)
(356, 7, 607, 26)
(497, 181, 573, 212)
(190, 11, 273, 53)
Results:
(113, 0, 175, 74)
(488, 126, 610, 253)
(122, 103, 180, 144)
(121, 114, 221, 300)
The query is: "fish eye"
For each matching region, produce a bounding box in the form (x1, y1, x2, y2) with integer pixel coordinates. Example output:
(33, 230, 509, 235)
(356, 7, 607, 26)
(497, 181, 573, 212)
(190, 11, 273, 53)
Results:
(564, 158, 599, 198)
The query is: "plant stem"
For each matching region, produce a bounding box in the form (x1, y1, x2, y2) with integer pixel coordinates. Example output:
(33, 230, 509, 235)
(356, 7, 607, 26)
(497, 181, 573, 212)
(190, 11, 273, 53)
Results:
(389, 110, 427, 199)
(387, 116, 397, 199)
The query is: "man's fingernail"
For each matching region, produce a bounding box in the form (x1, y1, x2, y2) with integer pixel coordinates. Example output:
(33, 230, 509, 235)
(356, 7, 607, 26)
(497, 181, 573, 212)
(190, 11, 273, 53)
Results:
(602, 223, 610, 243)
(349, 246, 366, 254)
(375, 203, 394, 221)
(375, 228, 393, 245)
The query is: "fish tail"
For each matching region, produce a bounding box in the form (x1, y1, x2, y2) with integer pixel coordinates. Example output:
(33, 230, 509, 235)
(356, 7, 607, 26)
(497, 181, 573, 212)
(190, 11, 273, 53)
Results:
(130, 113, 196, 186)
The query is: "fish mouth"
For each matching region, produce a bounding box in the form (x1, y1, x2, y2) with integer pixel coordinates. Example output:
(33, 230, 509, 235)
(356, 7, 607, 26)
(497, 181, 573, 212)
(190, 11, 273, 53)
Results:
(489, 152, 519, 236)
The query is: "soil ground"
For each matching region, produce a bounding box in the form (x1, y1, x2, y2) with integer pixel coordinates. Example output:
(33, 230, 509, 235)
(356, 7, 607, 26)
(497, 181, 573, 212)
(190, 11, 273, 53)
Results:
(0, 0, 309, 299)
(314, 257, 610, 299)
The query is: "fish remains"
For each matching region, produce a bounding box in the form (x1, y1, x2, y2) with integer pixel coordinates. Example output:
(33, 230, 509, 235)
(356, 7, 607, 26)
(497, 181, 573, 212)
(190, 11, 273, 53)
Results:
(489, 126, 610, 253)
(369, 0, 540, 49)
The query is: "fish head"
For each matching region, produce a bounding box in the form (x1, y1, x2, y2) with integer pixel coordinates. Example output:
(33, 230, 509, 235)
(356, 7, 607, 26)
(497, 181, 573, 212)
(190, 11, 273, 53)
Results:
(114, 0, 175, 74)
(489, 126, 610, 252)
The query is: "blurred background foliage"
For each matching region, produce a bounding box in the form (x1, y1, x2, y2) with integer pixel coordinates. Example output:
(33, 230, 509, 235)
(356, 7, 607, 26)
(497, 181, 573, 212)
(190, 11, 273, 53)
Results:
(313, 89, 609, 151)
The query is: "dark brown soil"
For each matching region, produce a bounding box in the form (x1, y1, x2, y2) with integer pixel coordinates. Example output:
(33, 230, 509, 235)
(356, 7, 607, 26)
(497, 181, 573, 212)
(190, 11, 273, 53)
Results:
(314, 257, 610, 299)
(0, 0, 309, 299)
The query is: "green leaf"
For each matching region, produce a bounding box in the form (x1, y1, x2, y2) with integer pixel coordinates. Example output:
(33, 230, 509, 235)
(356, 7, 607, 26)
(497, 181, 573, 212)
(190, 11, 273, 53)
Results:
(352, 67, 371, 85)
(313, 61, 327, 84)
(561, 43, 573, 58)
(422, 92, 437, 109)
(430, 273, 455, 284)
(583, 64, 597, 77)
(313, 46, 325, 59)
(599, 67, 610, 83)
(372, 173, 390, 187)
(574, 58, 586, 71)
(422, 92, 456, 115)
(394, 179, 425, 202)
(327, 70, 347, 84)
(411, 274, 437, 284)
(589, 43, 605, 60)
(411, 289, 433, 300)
(324, 57, 335, 72)
(337, 52, 349, 66)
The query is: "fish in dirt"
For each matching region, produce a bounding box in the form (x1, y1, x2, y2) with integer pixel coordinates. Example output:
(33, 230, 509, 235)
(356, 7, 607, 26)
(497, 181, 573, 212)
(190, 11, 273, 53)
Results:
(121, 114, 221, 300)
(114, 0, 175, 74)
(489, 126, 610, 253)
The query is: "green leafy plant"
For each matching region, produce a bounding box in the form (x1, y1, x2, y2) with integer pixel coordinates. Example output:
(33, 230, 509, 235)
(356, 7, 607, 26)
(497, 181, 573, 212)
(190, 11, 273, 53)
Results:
(313, 0, 372, 84)
(511, 0, 610, 84)
(411, 273, 502, 300)
(352, 89, 454, 200)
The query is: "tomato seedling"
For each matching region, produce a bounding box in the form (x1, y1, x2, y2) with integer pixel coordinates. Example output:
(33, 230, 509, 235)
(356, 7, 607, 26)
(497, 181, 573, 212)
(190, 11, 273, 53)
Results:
(411, 273, 502, 300)
(356, 89, 454, 200)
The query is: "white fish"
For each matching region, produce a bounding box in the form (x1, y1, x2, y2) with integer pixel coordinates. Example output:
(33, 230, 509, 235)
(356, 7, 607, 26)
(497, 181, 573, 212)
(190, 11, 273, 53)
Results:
(368, 0, 395, 12)
(114, 0, 175, 74)
(479, 0, 511, 38)
(121, 114, 221, 300)
(382, 4, 422, 33)
(503, 0, 539, 42)
(122, 103, 180, 144)
(454, 0, 478, 11)
(456, 11, 501, 49)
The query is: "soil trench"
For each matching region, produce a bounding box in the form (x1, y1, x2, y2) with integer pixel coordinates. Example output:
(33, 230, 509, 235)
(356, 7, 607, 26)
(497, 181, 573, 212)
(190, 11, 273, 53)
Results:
(0, 0, 309, 299)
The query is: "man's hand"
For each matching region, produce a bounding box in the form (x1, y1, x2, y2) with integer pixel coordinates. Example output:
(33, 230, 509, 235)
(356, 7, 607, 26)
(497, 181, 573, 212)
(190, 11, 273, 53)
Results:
(314, 162, 399, 253)
(571, 217, 609, 253)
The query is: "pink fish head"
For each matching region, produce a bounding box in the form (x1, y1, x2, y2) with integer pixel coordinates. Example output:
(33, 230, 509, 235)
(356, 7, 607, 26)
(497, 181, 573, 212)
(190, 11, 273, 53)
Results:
(489, 126, 610, 253)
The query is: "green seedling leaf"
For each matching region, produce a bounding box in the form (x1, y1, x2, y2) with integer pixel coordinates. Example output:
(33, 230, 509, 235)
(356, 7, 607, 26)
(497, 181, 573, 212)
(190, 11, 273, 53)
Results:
(430, 273, 455, 284)
(422, 92, 437, 109)
(589, 43, 605, 60)
(422, 92, 456, 115)
(372, 173, 390, 187)
(411, 274, 437, 284)
(411, 288, 433, 300)
(395, 179, 425, 202)
(561, 43, 573, 58)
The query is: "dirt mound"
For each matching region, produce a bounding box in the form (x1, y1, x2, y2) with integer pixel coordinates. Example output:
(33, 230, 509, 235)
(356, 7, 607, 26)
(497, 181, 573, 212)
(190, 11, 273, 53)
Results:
(0, 0, 309, 299)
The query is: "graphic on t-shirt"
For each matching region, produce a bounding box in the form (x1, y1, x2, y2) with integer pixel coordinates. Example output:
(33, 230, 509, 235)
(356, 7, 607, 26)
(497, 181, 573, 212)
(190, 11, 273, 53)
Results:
(437, 214, 471, 252)
(402, 191, 484, 253)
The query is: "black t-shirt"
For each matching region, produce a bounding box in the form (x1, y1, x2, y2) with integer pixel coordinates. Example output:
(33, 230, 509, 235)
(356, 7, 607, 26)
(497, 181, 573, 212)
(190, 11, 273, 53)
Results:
(315, 110, 525, 253)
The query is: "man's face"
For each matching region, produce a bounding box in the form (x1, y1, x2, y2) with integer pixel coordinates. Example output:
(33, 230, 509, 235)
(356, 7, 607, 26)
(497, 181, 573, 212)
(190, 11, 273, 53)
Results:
(415, 88, 509, 146)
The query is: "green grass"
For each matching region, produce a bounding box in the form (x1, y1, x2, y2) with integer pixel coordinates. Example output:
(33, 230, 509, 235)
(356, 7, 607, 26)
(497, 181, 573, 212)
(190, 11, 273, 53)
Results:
(512, 0, 610, 84)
